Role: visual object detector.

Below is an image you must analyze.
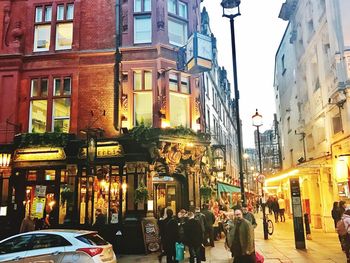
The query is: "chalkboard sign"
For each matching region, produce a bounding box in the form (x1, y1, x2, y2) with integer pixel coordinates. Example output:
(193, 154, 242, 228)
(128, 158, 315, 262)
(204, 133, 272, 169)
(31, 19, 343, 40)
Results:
(141, 217, 161, 254)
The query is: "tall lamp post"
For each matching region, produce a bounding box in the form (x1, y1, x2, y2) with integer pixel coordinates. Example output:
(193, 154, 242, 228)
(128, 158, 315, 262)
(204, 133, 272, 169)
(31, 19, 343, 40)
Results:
(252, 109, 268, 240)
(221, 0, 245, 205)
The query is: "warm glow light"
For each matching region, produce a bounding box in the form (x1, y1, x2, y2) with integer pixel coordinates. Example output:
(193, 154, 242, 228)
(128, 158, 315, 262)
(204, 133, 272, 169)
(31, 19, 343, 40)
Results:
(161, 119, 170, 128)
(122, 182, 127, 192)
(0, 154, 11, 167)
(265, 169, 299, 183)
(243, 153, 249, 159)
(49, 201, 56, 209)
(187, 143, 194, 148)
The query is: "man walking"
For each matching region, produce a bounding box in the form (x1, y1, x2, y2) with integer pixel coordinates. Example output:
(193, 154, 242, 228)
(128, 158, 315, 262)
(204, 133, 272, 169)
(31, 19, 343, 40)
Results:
(242, 204, 257, 228)
(184, 212, 203, 263)
(201, 203, 215, 247)
(227, 209, 256, 263)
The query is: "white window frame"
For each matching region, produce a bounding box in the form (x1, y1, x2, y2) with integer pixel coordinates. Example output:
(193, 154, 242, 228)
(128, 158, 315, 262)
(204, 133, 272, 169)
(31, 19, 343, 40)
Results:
(134, 15, 152, 44)
(168, 18, 187, 46)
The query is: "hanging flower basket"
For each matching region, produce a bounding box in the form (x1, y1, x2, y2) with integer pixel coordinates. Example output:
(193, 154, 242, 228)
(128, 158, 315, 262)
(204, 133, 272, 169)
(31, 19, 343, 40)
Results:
(134, 185, 149, 204)
(200, 185, 212, 201)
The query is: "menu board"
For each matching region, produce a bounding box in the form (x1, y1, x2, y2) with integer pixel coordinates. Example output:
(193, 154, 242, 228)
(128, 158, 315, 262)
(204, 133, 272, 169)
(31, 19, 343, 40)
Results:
(141, 218, 161, 254)
(31, 197, 46, 218)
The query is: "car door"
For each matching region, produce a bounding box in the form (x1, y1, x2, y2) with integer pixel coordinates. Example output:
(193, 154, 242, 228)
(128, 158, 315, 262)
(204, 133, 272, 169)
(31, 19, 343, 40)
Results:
(22, 234, 71, 263)
(0, 234, 33, 262)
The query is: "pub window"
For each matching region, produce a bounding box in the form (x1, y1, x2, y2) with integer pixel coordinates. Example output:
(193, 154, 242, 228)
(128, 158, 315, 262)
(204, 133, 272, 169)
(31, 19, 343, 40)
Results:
(133, 70, 153, 126)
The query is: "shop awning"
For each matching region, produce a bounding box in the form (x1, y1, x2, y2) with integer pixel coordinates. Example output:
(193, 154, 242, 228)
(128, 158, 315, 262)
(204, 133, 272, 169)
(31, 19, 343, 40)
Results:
(217, 182, 241, 194)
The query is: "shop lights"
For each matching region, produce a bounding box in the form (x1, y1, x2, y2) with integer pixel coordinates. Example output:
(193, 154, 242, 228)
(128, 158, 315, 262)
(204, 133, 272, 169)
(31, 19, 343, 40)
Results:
(0, 153, 11, 167)
(265, 169, 299, 183)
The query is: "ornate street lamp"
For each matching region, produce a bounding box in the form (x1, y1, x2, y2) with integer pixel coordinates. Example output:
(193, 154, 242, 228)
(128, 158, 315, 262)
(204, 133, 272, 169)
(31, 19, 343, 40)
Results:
(252, 109, 268, 240)
(221, 0, 245, 205)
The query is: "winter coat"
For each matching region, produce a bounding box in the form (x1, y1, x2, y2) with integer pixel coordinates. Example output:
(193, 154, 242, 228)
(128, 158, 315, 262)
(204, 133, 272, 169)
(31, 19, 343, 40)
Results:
(271, 200, 280, 212)
(163, 216, 179, 252)
(332, 207, 341, 227)
(202, 209, 215, 229)
(184, 218, 203, 247)
(227, 218, 255, 256)
(20, 217, 35, 233)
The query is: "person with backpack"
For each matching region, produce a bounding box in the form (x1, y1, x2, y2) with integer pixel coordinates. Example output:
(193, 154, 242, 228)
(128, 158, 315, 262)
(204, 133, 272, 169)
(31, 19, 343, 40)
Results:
(194, 207, 207, 241)
(338, 208, 350, 262)
(163, 208, 179, 263)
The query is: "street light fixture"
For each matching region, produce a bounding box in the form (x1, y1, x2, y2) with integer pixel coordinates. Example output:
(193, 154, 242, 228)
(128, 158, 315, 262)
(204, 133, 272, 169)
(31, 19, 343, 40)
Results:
(252, 109, 268, 240)
(221, 0, 245, 206)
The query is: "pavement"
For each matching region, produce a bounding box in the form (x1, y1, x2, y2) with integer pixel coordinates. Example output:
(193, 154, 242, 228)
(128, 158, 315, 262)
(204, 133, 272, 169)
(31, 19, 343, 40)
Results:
(117, 213, 346, 263)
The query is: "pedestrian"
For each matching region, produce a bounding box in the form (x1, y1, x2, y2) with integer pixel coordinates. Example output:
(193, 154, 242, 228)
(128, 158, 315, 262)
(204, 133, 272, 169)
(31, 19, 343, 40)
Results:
(340, 201, 347, 217)
(266, 197, 273, 215)
(184, 212, 203, 263)
(227, 208, 256, 263)
(158, 207, 167, 263)
(271, 197, 280, 223)
(242, 204, 257, 228)
(201, 203, 215, 247)
(20, 215, 35, 233)
(177, 209, 188, 244)
(278, 196, 286, 222)
(194, 207, 207, 242)
(93, 208, 106, 236)
(163, 208, 179, 263)
(340, 208, 350, 262)
(331, 201, 341, 229)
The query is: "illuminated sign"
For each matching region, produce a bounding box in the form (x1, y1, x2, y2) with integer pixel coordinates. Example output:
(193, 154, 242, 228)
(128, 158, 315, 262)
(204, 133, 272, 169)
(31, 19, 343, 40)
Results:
(79, 144, 124, 159)
(0, 153, 11, 167)
(13, 147, 66, 162)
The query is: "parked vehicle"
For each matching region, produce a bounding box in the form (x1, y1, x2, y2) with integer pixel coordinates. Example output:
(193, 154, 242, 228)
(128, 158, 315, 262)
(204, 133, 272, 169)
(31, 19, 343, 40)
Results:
(0, 229, 117, 263)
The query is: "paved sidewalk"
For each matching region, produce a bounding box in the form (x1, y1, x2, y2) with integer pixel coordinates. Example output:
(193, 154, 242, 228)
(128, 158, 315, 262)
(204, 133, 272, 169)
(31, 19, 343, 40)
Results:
(118, 213, 346, 263)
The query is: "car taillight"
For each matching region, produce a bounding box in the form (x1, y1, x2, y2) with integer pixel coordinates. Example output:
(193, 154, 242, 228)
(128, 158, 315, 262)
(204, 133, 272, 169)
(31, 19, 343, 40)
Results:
(76, 247, 103, 257)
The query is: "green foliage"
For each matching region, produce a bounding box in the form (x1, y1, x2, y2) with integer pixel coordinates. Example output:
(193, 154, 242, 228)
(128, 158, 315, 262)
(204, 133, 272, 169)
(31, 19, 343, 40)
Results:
(15, 133, 73, 148)
(200, 185, 212, 202)
(134, 184, 149, 204)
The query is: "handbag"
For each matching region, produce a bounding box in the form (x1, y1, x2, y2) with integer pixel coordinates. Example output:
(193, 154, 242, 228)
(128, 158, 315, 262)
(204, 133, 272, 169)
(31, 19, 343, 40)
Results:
(256, 251, 264, 263)
(199, 244, 206, 261)
(175, 242, 185, 261)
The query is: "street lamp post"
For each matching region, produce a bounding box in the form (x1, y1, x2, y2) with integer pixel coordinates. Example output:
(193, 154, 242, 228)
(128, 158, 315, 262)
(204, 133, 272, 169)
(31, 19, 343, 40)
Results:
(221, 0, 245, 205)
(252, 109, 268, 240)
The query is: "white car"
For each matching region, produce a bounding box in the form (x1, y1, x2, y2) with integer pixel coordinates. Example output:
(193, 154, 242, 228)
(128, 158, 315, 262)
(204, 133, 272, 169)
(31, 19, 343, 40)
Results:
(0, 229, 117, 263)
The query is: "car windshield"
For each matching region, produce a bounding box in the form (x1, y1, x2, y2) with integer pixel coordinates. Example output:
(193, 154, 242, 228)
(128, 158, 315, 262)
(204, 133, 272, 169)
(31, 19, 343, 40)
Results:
(76, 233, 108, 246)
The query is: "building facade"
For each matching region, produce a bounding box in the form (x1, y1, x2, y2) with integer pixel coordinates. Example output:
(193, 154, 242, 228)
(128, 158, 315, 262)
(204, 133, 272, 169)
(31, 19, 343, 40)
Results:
(270, 0, 350, 232)
(0, 0, 213, 250)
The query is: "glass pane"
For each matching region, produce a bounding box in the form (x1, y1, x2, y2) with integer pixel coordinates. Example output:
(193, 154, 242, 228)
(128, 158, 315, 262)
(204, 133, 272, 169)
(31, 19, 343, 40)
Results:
(59, 177, 75, 225)
(35, 7, 43, 23)
(180, 76, 189, 93)
(53, 98, 70, 132)
(30, 100, 47, 133)
(169, 73, 178, 91)
(134, 0, 142, 12)
(31, 79, 40, 97)
(45, 170, 56, 181)
(144, 0, 151, 11)
(57, 5, 64, 21)
(63, 77, 71, 95)
(178, 2, 187, 18)
(54, 78, 61, 96)
(56, 23, 73, 50)
(0, 235, 33, 254)
(41, 78, 48, 96)
(144, 71, 152, 90)
(168, 0, 176, 14)
(133, 71, 142, 90)
(168, 19, 187, 46)
(170, 93, 189, 127)
(34, 25, 51, 51)
(134, 16, 151, 43)
(45, 6, 52, 22)
(134, 92, 152, 126)
(67, 4, 74, 20)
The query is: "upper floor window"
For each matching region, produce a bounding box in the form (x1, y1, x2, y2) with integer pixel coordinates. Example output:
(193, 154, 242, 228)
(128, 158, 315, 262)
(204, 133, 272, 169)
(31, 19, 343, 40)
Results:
(34, 3, 74, 52)
(133, 70, 153, 126)
(168, 18, 187, 46)
(134, 0, 151, 12)
(29, 76, 71, 133)
(168, 0, 187, 19)
(134, 15, 152, 44)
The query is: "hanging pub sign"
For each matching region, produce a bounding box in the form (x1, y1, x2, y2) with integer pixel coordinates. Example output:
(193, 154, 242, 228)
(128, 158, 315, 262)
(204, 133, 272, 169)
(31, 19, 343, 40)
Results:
(186, 32, 213, 74)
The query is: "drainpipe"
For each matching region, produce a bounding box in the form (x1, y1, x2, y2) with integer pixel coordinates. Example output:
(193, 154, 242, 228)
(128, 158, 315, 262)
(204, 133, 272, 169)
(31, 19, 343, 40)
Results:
(114, 0, 122, 131)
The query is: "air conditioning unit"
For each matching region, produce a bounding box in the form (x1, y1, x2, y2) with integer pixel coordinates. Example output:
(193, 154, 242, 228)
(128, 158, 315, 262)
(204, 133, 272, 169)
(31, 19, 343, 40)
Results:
(37, 39, 47, 48)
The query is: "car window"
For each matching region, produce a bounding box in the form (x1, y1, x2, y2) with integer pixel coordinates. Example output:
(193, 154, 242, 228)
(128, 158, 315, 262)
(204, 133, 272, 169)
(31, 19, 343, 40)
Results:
(76, 233, 108, 246)
(0, 235, 33, 254)
(31, 234, 71, 250)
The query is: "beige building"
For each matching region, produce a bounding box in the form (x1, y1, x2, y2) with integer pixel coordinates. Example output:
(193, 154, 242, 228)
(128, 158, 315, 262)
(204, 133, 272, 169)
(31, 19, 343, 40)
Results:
(270, 0, 350, 232)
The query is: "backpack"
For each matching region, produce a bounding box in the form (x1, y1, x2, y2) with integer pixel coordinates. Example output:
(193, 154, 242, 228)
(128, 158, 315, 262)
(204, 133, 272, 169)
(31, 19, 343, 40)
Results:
(336, 219, 349, 236)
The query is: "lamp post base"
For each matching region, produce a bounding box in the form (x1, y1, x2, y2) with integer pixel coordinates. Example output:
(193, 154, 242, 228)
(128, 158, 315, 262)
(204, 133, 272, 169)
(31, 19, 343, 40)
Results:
(261, 203, 269, 240)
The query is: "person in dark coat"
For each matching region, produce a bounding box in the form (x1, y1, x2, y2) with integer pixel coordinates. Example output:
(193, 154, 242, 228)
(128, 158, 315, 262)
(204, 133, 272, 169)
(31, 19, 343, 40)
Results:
(158, 207, 167, 263)
(201, 203, 215, 247)
(271, 198, 280, 223)
(163, 208, 179, 263)
(331, 201, 341, 229)
(93, 208, 106, 236)
(184, 212, 203, 263)
(340, 201, 347, 217)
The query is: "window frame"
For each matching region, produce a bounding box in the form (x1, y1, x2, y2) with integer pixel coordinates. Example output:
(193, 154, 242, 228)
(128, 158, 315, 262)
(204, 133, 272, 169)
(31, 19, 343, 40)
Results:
(134, 15, 152, 44)
(167, 72, 190, 94)
(133, 70, 153, 126)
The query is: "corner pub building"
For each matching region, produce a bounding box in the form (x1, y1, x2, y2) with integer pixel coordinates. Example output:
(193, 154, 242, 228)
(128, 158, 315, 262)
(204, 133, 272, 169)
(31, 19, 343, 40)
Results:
(0, 0, 213, 253)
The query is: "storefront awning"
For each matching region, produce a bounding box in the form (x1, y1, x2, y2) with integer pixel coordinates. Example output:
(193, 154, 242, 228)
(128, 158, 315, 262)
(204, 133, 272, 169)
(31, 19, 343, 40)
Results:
(217, 182, 241, 194)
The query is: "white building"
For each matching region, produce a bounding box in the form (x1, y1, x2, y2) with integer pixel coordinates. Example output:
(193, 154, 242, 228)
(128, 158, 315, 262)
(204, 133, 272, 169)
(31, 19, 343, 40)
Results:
(271, 0, 350, 231)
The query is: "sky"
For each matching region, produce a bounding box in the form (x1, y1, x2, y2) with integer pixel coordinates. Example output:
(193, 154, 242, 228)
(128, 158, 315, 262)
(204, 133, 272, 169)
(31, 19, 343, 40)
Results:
(202, 0, 288, 148)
